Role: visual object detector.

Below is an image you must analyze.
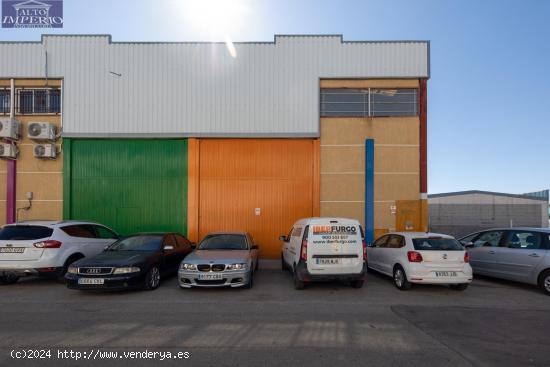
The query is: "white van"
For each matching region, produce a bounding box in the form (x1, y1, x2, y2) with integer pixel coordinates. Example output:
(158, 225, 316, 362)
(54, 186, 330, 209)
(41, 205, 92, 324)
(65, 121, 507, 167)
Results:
(280, 218, 367, 289)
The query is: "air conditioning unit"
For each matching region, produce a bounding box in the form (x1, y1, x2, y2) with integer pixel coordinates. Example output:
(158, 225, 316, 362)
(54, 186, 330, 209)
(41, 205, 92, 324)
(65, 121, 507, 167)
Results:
(0, 118, 21, 140)
(33, 144, 57, 159)
(0, 143, 17, 159)
(27, 122, 56, 141)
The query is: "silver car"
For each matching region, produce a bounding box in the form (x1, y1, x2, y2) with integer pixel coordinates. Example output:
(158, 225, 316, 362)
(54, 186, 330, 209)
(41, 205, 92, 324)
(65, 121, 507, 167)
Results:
(459, 228, 550, 295)
(178, 232, 259, 289)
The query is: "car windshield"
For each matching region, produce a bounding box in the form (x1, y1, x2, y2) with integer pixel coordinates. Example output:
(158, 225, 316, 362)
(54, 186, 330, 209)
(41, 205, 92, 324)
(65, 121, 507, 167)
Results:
(107, 235, 162, 252)
(198, 234, 248, 250)
(412, 238, 463, 251)
(0, 225, 53, 240)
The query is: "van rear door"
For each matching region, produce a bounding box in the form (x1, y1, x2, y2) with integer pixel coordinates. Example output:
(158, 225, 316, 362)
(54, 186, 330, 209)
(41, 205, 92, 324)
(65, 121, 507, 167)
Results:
(307, 221, 362, 275)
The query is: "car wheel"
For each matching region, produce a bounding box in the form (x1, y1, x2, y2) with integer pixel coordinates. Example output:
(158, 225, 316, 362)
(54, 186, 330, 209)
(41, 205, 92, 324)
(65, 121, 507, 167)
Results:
(293, 266, 305, 290)
(244, 271, 254, 289)
(393, 265, 412, 290)
(0, 274, 20, 285)
(538, 270, 550, 296)
(144, 266, 161, 290)
(351, 279, 364, 289)
(450, 283, 469, 291)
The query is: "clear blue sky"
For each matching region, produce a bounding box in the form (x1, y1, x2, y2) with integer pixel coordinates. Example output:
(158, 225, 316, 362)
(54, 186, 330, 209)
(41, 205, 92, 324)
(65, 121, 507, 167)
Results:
(1, 0, 549, 195)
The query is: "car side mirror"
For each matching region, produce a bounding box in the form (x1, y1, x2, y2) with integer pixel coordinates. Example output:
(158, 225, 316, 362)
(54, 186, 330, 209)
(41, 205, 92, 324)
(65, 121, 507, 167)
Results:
(462, 241, 474, 248)
(164, 245, 174, 251)
(279, 235, 287, 242)
(103, 245, 110, 251)
(190, 244, 196, 249)
(251, 245, 259, 250)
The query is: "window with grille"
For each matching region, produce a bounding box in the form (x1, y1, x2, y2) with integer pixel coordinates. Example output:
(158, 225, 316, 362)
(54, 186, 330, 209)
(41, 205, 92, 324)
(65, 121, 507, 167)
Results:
(320, 88, 418, 117)
(0, 89, 10, 115)
(16, 88, 61, 114)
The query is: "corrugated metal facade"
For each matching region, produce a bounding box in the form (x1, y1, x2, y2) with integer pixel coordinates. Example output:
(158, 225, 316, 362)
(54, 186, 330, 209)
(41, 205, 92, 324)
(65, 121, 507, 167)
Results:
(0, 35, 429, 137)
(64, 139, 188, 235)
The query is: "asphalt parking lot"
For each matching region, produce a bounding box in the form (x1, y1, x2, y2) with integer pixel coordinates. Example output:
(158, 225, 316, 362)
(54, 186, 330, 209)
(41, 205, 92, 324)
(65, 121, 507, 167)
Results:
(1, 264, 549, 367)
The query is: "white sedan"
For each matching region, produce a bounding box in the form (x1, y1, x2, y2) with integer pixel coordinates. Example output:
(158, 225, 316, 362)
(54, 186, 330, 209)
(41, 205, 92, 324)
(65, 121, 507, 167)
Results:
(367, 232, 473, 290)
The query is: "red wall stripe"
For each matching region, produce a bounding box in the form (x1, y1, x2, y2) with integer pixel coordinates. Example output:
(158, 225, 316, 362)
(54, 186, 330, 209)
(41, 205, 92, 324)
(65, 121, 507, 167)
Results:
(419, 79, 428, 194)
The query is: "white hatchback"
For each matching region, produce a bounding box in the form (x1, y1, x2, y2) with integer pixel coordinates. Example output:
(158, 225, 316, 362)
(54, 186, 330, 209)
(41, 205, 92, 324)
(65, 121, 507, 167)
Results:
(367, 232, 473, 290)
(0, 220, 119, 284)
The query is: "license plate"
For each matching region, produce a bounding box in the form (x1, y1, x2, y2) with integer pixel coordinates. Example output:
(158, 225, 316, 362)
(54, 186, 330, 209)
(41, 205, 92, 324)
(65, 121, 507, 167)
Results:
(316, 258, 340, 265)
(78, 278, 105, 285)
(198, 273, 223, 280)
(0, 247, 25, 253)
(435, 271, 457, 277)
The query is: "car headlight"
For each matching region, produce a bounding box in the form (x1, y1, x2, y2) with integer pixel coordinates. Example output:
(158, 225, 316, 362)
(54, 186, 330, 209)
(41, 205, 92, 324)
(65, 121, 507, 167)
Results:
(226, 263, 247, 271)
(180, 263, 197, 271)
(67, 266, 78, 274)
(113, 266, 140, 274)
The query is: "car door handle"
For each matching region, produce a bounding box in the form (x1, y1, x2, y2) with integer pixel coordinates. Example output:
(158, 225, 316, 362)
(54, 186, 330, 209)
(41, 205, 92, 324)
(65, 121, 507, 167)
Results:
(488, 251, 496, 255)
(528, 253, 540, 258)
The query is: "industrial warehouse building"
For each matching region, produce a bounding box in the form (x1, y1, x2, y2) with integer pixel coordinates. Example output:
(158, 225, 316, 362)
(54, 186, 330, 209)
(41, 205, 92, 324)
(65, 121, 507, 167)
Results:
(0, 35, 430, 258)
(429, 190, 550, 238)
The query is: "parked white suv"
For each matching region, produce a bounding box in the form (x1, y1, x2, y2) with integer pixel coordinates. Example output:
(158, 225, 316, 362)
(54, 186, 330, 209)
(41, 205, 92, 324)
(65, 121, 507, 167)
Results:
(280, 217, 367, 289)
(367, 232, 473, 291)
(0, 220, 119, 284)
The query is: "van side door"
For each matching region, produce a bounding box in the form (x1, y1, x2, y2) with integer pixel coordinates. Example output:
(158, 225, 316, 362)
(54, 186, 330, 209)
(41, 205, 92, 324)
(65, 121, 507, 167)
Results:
(281, 228, 293, 265)
(289, 226, 304, 266)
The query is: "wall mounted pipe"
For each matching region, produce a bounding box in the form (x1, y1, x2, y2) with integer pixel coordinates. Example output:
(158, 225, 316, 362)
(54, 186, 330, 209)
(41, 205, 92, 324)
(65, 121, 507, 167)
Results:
(6, 78, 16, 223)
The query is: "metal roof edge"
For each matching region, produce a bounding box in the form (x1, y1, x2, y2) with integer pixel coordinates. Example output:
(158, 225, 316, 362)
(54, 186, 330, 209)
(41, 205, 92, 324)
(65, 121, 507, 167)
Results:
(0, 34, 430, 47)
(428, 190, 549, 202)
(62, 132, 320, 139)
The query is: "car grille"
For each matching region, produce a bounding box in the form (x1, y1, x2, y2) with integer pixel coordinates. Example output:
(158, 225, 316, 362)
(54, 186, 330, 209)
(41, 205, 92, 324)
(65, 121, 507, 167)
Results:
(197, 264, 211, 272)
(211, 264, 226, 272)
(77, 267, 113, 276)
(197, 264, 226, 272)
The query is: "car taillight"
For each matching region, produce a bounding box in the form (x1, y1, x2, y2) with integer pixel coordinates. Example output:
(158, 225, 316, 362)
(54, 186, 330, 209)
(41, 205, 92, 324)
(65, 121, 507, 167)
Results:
(300, 240, 308, 261)
(363, 240, 368, 261)
(464, 252, 470, 263)
(33, 240, 62, 248)
(407, 251, 423, 263)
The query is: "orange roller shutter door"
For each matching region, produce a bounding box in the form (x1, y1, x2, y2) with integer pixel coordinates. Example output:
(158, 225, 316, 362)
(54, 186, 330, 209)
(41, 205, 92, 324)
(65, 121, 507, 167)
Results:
(195, 139, 319, 259)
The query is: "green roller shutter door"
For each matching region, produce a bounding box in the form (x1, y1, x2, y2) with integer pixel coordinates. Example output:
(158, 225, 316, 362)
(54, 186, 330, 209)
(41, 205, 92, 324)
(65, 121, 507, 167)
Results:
(64, 139, 187, 236)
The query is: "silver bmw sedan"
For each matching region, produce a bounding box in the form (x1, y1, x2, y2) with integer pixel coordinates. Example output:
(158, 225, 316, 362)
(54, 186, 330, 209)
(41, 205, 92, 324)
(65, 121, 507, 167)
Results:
(178, 232, 259, 289)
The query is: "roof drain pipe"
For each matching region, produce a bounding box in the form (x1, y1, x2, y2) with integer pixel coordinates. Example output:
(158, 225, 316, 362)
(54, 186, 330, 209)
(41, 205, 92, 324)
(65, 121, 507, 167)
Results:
(6, 78, 16, 223)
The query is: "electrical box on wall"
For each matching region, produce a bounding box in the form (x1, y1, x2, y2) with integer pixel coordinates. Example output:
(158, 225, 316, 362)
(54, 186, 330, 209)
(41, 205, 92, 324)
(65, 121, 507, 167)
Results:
(28, 122, 56, 141)
(33, 144, 57, 159)
(0, 143, 17, 159)
(0, 118, 21, 140)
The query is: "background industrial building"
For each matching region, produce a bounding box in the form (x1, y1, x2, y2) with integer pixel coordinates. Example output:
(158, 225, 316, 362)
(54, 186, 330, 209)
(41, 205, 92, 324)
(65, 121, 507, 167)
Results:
(429, 190, 550, 238)
(0, 35, 430, 258)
